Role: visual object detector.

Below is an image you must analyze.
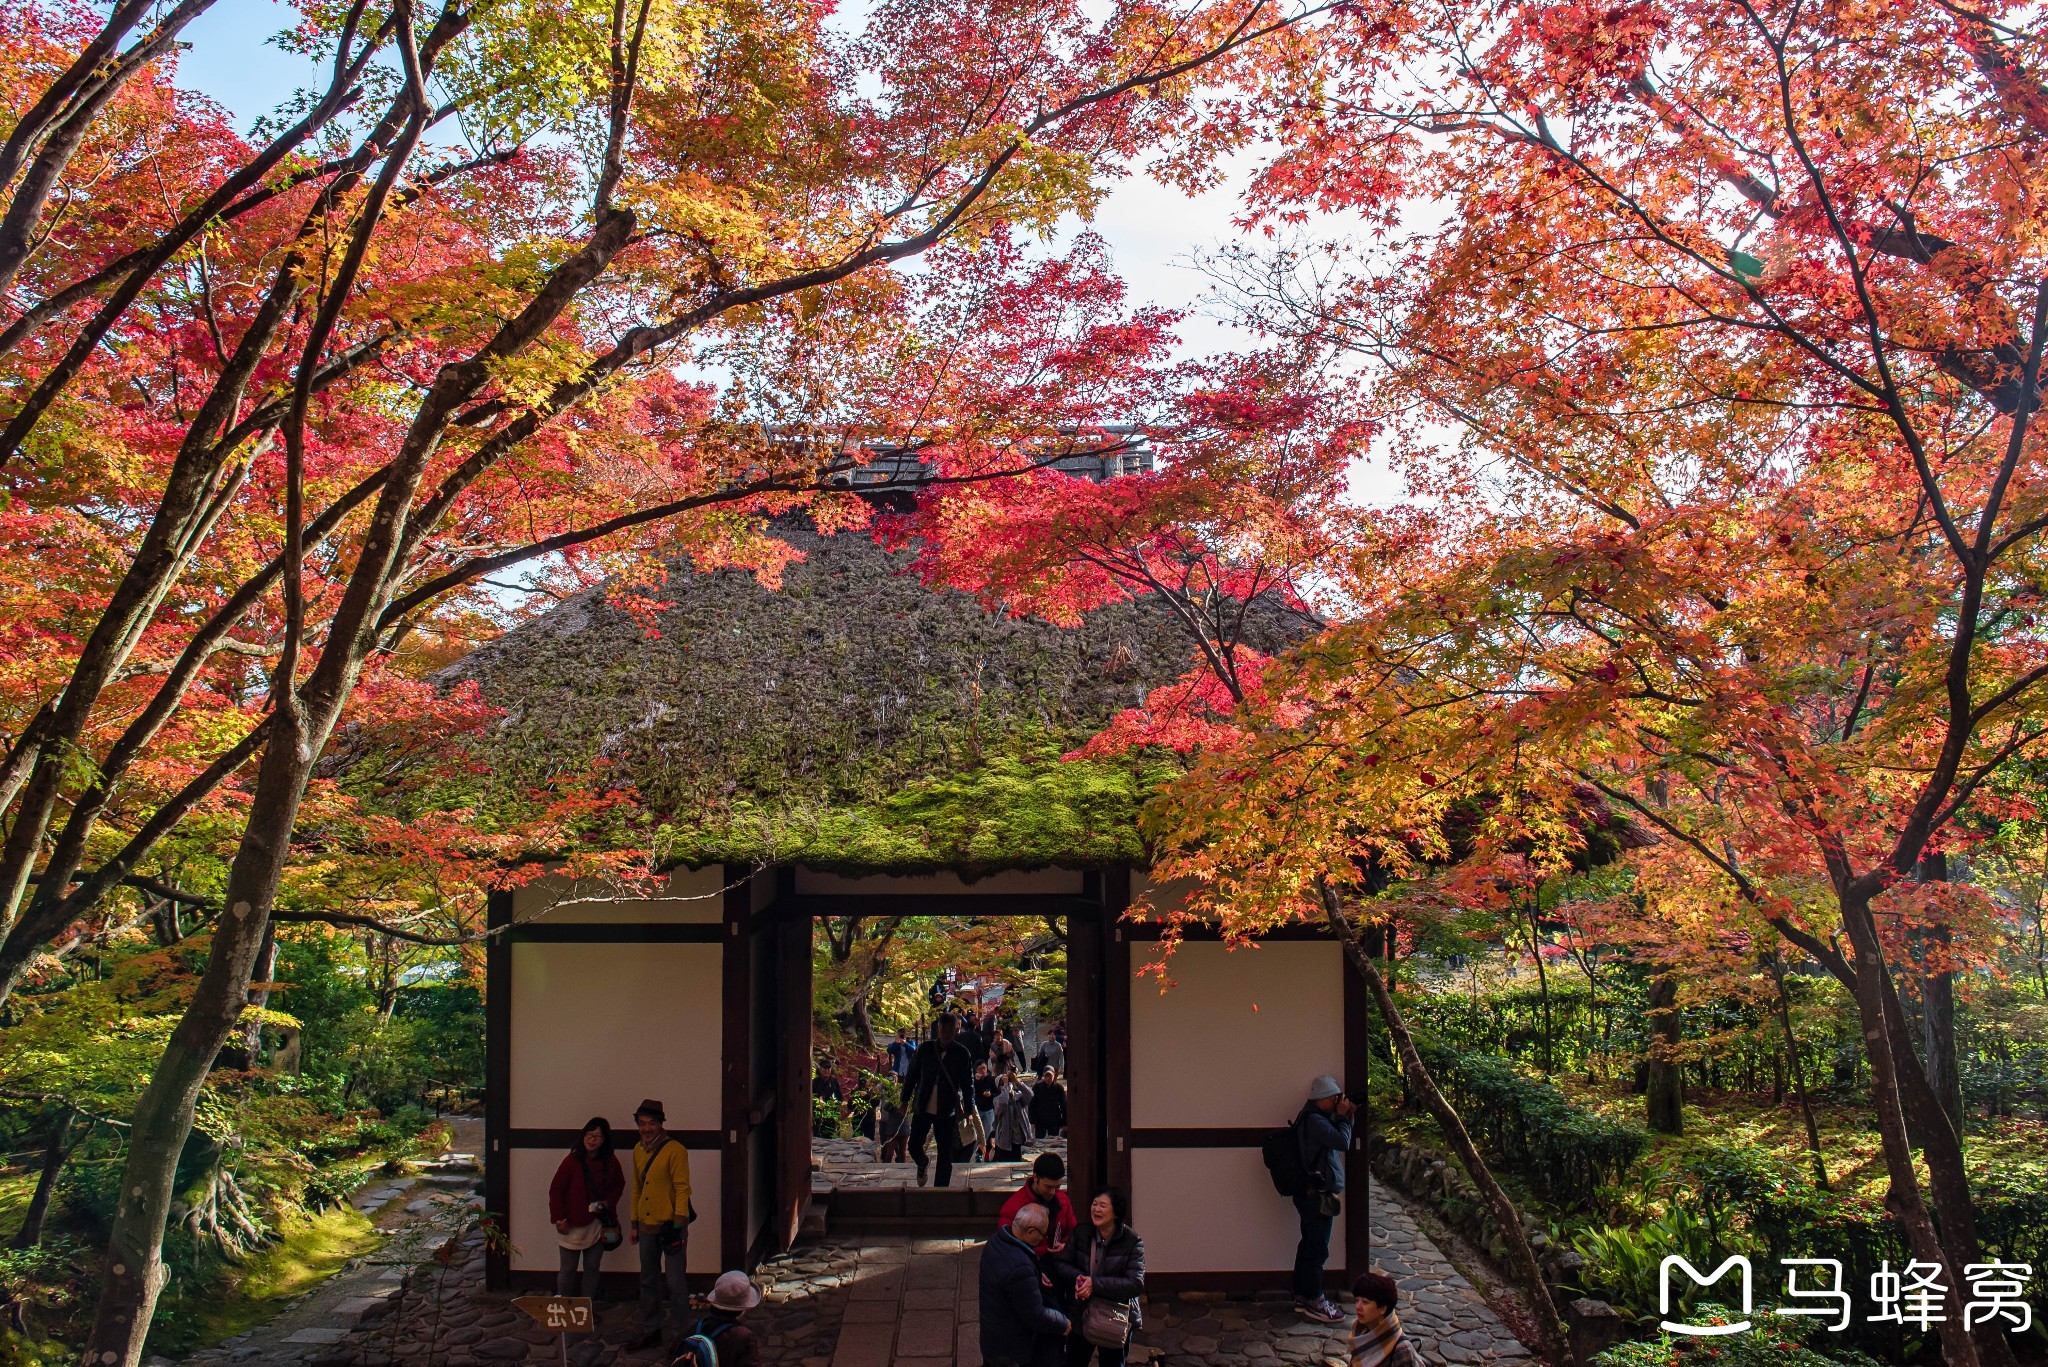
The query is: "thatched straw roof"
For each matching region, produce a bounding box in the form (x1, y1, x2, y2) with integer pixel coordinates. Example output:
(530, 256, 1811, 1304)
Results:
(441, 521, 1299, 873)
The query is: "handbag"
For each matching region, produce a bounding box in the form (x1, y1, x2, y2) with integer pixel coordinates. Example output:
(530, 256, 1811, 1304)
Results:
(1080, 1239, 1133, 1348)
(585, 1152, 624, 1250)
(956, 1107, 985, 1151)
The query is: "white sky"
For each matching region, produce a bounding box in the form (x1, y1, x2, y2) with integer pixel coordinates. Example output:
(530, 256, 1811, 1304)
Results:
(173, 0, 1404, 504)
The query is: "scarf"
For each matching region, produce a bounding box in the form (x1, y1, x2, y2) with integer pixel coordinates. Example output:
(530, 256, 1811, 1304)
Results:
(1350, 1310, 1407, 1367)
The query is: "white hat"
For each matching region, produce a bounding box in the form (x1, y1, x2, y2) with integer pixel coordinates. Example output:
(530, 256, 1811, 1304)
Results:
(1308, 1075, 1343, 1101)
(708, 1270, 763, 1311)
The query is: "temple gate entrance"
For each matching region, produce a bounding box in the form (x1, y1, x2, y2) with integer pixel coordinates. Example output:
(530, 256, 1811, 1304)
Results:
(483, 862, 1367, 1292)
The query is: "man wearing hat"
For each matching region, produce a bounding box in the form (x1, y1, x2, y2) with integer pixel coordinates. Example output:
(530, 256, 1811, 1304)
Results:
(1292, 1075, 1355, 1325)
(679, 1271, 764, 1367)
(628, 1099, 693, 1349)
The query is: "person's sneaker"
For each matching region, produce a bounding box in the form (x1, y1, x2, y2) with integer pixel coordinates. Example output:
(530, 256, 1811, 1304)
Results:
(1297, 1295, 1345, 1324)
(915, 1163, 929, 1187)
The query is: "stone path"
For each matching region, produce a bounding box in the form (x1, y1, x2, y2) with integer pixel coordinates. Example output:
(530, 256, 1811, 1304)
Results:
(192, 1174, 1537, 1367)
(172, 1118, 484, 1367)
(813, 1136, 1066, 1193)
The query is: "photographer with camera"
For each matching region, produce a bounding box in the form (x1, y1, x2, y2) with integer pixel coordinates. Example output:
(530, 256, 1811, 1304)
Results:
(549, 1116, 625, 1299)
(1290, 1076, 1355, 1325)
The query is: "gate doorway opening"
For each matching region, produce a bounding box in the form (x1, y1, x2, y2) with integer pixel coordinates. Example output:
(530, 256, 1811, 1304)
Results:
(807, 909, 1074, 1231)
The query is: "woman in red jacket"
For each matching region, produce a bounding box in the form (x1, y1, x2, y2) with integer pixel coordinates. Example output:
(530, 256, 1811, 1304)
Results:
(549, 1117, 626, 1297)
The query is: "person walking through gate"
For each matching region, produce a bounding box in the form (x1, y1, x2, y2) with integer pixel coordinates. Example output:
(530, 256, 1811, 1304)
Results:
(1042, 1027, 1065, 1078)
(1348, 1271, 1424, 1367)
(999, 1151, 1076, 1256)
(981, 1202, 1071, 1367)
(903, 1010, 975, 1187)
(1290, 1076, 1355, 1325)
(887, 1028, 916, 1082)
(991, 1067, 1035, 1162)
(1029, 1066, 1068, 1139)
(628, 1099, 693, 1349)
(1053, 1186, 1145, 1367)
(549, 1117, 625, 1299)
(974, 1062, 1000, 1159)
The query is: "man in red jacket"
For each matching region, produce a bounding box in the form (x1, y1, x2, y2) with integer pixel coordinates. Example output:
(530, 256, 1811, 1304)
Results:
(998, 1152, 1076, 1258)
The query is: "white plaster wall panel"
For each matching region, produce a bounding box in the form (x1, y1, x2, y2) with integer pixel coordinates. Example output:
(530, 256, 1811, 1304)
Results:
(509, 941, 721, 1131)
(793, 867, 1084, 896)
(508, 1146, 721, 1275)
(511, 867, 723, 924)
(1131, 1148, 1342, 1272)
(1129, 940, 1343, 1129)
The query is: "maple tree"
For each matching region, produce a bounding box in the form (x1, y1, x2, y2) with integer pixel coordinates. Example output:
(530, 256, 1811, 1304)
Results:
(0, 0, 1342, 1354)
(1101, 0, 2048, 1362)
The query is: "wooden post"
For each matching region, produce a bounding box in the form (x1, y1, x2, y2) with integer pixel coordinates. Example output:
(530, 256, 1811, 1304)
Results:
(721, 866, 752, 1275)
(484, 886, 513, 1291)
(1103, 865, 1132, 1199)
(774, 873, 811, 1251)
(1343, 936, 1372, 1281)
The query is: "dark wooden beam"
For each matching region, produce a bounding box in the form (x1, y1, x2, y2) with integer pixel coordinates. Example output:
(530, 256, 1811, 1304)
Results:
(484, 887, 513, 1292)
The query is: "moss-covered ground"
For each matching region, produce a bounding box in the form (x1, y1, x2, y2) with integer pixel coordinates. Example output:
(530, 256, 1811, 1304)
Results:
(143, 1205, 383, 1358)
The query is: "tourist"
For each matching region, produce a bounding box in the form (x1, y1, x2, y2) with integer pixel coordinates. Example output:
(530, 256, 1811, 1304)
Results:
(873, 1095, 908, 1162)
(1029, 1067, 1068, 1139)
(999, 1151, 1076, 1255)
(548, 1116, 625, 1299)
(980, 1202, 1071, 1367)
(974, 1062, 1000, 1159)
(903, 1010, 975, 1188)
(1043, 1028, 1066, 1077)
(1348, 1271, 1424, 1367)
(1289, 1075, 1355, 1325)
(627, 1098, 693, 1349)
(676, 1270, 764, 1367)
(992, 1029, 1018, 1077)
(887, 1029, 916, 1082)
(991, 1068, 1035, 1162)
(1053, 1186, 1145, 1367)
(960, 1013, 987, 1068)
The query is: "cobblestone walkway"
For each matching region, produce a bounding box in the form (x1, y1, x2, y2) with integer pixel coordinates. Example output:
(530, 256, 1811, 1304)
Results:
(177, 1176, 1535, 1367)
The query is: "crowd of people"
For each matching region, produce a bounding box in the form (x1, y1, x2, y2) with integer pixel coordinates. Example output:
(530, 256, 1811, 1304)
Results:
(544, 1050, 1419, 1367)
(863, 1008, 1071, 1180)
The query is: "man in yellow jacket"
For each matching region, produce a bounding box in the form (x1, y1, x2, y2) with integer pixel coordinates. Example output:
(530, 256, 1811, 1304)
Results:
(629, 1098, 692, 1349)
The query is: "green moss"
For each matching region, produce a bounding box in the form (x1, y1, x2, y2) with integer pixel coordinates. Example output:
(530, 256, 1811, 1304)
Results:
(435, 524, 1286, 869)
(145, 1205, 382, 1357)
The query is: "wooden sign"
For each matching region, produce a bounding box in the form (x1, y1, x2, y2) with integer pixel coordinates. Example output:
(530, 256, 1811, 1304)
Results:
(513, 1295, 594, 1333)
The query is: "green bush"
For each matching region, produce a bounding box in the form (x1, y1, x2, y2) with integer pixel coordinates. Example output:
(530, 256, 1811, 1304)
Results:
(1414, 1036, 1646, 1206)
(1572, 1207, 1720, 1321)
(1592, 1305, 1888, 1367)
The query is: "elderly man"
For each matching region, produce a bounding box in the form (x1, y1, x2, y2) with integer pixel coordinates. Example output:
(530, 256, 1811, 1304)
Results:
(981, 1202, 1070, 1367)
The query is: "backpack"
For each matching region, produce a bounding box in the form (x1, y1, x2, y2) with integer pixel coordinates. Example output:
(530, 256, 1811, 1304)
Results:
(1261, 1118, 1313, 1197)
(669, 1319, 735, 1367)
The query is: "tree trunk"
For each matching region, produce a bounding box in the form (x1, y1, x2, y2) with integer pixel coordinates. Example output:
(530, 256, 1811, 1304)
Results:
(11, 1107, 80, 1248)
(1837, 892, 1983, 1367)
(1526, 904, 1553, 1074)
(80, 719, 314, 1367)
(1645, 971, 1683, 1135)
(242, 925, 276, 1058)
(1767, 956, 1828, 1190)
(1318, 880, 1575, 1367)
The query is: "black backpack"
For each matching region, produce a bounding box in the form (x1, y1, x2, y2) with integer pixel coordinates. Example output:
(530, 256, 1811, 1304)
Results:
(1261, 1118, 1311, 1197)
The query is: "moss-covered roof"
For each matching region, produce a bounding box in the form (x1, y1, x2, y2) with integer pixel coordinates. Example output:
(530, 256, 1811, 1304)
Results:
(441, 523, 1295, 873)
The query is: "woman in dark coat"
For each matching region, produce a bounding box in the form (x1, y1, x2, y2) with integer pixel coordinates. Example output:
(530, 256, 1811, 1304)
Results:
(547, 1117, 626, 1297)
(1054, 1186, 1145, 1367)
(1029, 1067, 1068, 1138)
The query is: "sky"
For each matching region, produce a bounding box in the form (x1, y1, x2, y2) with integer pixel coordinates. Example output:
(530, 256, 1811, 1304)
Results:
(173, 0, 1256, 355)
(170, 0, 1406, 505)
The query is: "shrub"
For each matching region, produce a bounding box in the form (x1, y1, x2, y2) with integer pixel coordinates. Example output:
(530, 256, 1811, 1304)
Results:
(1415, 1036, 1646, 1206)
(1592, 1305, 1888, 1367)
